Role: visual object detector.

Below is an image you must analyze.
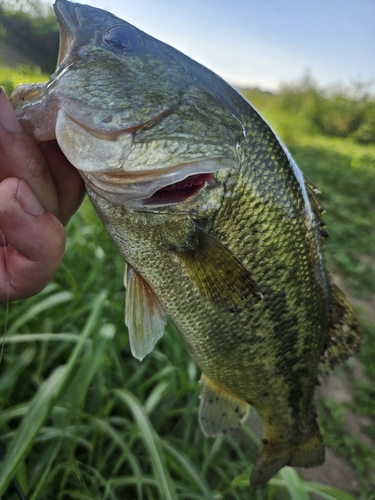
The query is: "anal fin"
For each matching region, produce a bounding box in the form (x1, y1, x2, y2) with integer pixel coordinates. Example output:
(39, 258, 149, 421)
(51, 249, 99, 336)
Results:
(319, 283, 362, 374)
(124, 265, 167, 361)
(198, 374, 250, 436)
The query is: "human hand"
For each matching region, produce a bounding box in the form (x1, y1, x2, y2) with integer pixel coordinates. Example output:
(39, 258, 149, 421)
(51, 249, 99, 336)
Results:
(0, 87, 85, 302)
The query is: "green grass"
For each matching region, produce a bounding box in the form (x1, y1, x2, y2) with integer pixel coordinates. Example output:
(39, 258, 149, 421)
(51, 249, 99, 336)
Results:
(0, 76, 374, 499)
(0, 198, 360, 500)
(0, 201, 260, 499)
(0, 64, 49, 96)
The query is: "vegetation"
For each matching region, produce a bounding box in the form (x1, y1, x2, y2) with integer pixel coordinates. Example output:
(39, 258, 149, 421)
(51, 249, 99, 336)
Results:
(0, 0, 59, 73)
(0, 64, 49, 96)
(242, 73, 375, 145)
(0, 4, 374, 498)
(0, 69, 373, 498)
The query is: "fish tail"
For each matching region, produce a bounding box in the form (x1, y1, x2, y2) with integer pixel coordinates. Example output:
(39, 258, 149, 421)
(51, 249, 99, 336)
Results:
(249, 422, 324, 490)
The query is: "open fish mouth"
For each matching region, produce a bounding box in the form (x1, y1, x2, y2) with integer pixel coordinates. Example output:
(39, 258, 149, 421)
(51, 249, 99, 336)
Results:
(55, 106, 236, 206)
(80, 160, 226, 205)
(143, 173, 214, 204)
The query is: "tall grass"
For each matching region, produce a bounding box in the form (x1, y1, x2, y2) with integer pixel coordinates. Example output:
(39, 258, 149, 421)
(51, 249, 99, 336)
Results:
(1, 70, 373, 497)
(0, 64, 49, 96)
(0, 196, 360, 499)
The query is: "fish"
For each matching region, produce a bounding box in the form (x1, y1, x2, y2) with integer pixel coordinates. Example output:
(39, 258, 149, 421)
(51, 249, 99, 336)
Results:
(11, 0, 362, 489)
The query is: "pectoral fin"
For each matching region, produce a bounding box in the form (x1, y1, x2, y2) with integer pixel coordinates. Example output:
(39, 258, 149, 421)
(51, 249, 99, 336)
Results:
(175, 222, 262, 310)
(198, 374, 250, 436)
(319, 283, 362, 374)
(124, 265, 167, 361)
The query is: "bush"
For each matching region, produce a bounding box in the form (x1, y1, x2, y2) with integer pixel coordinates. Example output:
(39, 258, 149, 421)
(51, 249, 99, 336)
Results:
(0, 0, 59, 73)
(277, 73, 375, 144)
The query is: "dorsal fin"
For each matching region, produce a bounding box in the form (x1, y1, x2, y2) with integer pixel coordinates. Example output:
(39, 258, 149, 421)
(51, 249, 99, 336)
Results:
(174, 222, 263, 311)
(198, 374, 250, 436)
(124, 264, 167, 361)
(304, 175, 326, 229)
(319, 283, 362, 374)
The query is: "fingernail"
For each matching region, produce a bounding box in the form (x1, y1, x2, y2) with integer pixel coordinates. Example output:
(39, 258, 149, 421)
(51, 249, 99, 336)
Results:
(0, 86, 23, 132)
(16, 180, 44, 217)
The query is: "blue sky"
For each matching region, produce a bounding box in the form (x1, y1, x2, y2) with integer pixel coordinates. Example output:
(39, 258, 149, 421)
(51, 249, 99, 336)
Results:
(50, 0, 374, 91)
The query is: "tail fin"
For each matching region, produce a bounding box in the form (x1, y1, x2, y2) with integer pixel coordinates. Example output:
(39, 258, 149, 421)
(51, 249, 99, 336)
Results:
(250, 422, 325, 490)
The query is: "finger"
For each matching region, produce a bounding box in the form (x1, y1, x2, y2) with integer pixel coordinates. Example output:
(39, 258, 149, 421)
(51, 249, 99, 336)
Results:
(39, 140, 86, 225)
(0, 178, 66, 302)
(0, 87, 22, 132)
(0, 89, 59, 216)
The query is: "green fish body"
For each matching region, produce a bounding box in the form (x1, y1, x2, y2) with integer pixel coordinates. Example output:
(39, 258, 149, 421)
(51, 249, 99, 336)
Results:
(11, 0, 361, 489)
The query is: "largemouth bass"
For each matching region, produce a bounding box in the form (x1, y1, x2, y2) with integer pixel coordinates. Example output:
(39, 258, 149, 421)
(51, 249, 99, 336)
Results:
(11, 0, 361, 489)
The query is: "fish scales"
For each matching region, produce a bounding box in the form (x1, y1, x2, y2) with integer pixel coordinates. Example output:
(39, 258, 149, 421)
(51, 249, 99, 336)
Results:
(11, 0, 361, 489)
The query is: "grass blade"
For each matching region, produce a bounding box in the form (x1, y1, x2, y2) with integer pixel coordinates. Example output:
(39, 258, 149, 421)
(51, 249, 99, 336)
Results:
(162, 441, 212, 499)
(7, 291, 73, 335)
(278, 467, 310, 500)
(114, 388, 178, 500)
(0, 365, 68, 496)
(0, 293, 105, 497)
(2, 333, 82, 344)
(302, 481, 357, 500)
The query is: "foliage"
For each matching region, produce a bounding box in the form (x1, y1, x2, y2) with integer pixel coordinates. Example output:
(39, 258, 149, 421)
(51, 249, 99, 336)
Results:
(0, 64, 49, 96)
(0, 0, 59, 73)
(1, 62, 374, 498)
(317, 398, 375, 499)
(242, 73, 375, 144)
(1, 179, 371, 498)
(0, 200, 261, 499)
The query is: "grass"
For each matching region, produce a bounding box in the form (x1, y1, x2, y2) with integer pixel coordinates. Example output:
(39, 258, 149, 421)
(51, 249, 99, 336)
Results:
(0, 201, 361, 499)
(0, 76, 374, 498)
(0, 64, 49, 97)
(0, 203, 261, 499)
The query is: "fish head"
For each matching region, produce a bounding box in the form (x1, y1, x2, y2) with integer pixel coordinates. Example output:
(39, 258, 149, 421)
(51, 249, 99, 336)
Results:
(12, 0, 245, 214)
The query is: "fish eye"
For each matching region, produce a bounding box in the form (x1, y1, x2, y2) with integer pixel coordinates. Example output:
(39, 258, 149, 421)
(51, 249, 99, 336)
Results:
(103, 25, 139, 52)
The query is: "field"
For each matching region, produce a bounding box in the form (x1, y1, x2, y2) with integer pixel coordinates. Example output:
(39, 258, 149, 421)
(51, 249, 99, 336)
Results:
(0, 67, 374, 499)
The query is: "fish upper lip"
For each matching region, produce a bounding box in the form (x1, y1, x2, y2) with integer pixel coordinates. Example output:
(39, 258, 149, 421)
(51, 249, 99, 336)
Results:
(54, 0, 77, 68)
(54, 0, 79, 35)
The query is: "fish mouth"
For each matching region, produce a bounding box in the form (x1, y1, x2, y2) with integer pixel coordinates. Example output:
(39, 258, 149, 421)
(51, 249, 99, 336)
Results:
(55, 108, 236, 205)
(143, 173, 214, 204)
(81, 160, 227, 205)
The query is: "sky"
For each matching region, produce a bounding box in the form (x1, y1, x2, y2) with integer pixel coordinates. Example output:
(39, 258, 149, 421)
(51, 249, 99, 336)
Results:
(48, 0, 374, 92)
